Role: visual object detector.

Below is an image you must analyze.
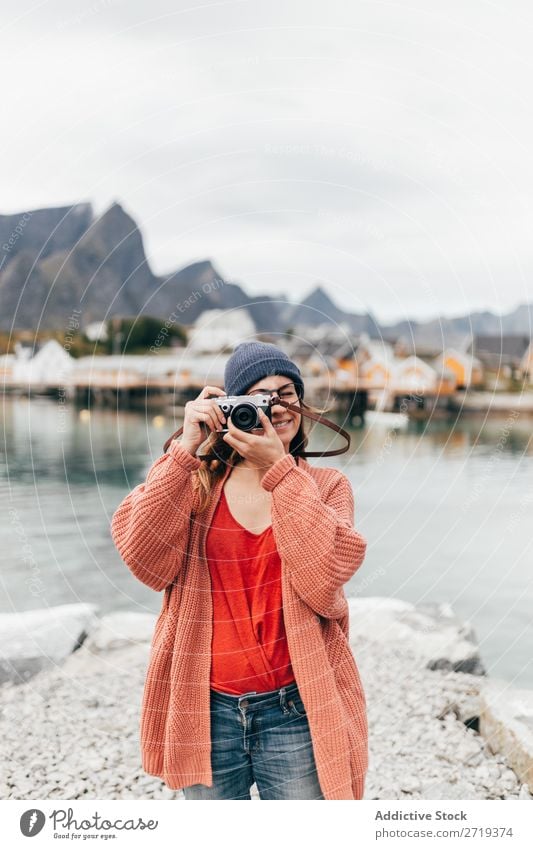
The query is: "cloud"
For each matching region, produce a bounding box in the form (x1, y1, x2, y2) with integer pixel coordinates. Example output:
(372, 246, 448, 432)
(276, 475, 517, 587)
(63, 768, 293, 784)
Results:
(1, 0, 532, 322)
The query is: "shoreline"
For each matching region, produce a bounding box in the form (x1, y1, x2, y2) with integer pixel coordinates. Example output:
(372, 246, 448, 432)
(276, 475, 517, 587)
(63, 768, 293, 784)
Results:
(1, 598, 532, 800)
(3, 386, 533, 418)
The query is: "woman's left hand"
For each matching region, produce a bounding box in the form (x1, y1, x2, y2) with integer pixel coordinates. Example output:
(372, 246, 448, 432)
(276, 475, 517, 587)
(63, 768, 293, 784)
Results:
(222, 408, 286, 470)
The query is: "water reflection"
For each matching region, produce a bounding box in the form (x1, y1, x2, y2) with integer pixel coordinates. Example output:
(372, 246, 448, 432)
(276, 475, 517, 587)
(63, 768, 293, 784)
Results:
(1, 396, 532, 688)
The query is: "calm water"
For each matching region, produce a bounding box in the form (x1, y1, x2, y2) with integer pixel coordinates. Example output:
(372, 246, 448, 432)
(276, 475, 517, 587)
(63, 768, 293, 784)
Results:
(1, 395, 532, 687)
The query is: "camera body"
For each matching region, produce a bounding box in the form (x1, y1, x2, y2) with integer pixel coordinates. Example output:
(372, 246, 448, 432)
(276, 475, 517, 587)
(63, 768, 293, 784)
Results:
(213, 393, 273, 432)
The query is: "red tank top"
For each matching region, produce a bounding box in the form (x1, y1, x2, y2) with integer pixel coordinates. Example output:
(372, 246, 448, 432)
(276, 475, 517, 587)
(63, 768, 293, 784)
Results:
(206, 487, 296, 695)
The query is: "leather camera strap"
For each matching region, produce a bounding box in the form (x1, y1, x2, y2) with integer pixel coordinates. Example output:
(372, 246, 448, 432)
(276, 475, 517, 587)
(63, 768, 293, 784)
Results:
(163, 395, 350, 458)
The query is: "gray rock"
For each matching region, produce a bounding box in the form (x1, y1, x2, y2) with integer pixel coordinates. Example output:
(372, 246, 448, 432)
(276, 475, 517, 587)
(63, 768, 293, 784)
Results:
(419, 780, 480, 800)
(479, 678, 533, 794)
(348, 597, 486, 675)
(0, 598, 526, 801)
(83, 611, 157, 653)
(0, 603, 99, 685)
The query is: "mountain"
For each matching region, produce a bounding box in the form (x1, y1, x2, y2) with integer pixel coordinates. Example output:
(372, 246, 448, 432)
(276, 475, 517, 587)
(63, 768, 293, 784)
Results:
(154, 261, 283, 332)
(379, 304, 533, 348)
(0, 202, 159, 330)
(0, 203, 92, 272)
(283, 284, 379, 335)
(0, 202, 288, 331)
(0, 201, 531, 342)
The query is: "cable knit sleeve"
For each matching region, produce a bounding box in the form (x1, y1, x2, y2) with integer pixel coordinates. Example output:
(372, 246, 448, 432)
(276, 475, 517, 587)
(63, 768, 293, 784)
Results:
(261, 453, 367, 619)
(110, 440, 201, 591)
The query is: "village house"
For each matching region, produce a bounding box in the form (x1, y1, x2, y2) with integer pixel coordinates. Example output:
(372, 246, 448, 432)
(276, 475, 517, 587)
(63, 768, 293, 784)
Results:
(0, 353, 15, 381)
(355, 333, 396, 386)
(285, 326, 353, 381)
(390, 333, 472, 360)
(433, 348, 484, 390)
(83, 321, 109, 343)
(391, 355, 441, 393)
(187, 308, 256, 353)
(11, 340, 75, 385)
(467, 335, 531, 387)
(519, 340, 533, 383)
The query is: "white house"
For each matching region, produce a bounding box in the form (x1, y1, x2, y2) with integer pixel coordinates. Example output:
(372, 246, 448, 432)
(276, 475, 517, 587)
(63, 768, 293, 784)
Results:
(84, 321, 109, 342)
(188, 308, 256, 353)
(12, 339, 75, 384)
(391, 355, 439, 393)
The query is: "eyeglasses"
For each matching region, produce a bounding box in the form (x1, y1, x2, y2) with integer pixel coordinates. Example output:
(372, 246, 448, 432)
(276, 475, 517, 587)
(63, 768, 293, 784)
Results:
(248, 382, 301, 403)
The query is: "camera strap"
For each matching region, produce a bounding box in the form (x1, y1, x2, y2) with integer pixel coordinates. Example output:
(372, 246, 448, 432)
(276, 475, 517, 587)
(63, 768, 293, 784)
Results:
(163, 395, 351, 458)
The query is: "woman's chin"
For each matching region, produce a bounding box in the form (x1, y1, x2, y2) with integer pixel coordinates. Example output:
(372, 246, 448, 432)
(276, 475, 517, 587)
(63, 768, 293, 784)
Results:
(278, 427, 297, 446)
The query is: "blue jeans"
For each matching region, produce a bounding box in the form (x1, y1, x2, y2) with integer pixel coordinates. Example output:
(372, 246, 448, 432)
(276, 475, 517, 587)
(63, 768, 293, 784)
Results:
(182, 681, 325, 800)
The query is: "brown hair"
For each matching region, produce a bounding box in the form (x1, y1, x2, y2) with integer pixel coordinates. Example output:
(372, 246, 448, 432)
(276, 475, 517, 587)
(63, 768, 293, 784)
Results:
(191, 397, 330, 513)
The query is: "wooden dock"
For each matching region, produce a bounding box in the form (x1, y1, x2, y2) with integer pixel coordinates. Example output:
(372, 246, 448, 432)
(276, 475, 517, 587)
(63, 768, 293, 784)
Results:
(2, 373, 462, 422)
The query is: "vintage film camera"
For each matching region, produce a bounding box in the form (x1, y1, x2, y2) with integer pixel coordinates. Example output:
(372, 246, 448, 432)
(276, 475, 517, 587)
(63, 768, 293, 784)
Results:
(211, 393, 273, 432)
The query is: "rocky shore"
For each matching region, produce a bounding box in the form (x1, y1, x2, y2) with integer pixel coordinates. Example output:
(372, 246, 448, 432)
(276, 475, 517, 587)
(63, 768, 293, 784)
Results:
(1, 597, 532, 800)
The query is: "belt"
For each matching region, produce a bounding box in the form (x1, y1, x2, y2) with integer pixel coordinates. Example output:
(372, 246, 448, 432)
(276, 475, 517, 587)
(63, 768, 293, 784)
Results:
(211, 680, 300, 711)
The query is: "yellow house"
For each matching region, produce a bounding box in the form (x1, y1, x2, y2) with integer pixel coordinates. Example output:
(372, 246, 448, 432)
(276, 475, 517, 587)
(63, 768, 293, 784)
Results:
(433, 349, 483, 390)
(355, 333, 395, 388)
(336, 356, 359, 379)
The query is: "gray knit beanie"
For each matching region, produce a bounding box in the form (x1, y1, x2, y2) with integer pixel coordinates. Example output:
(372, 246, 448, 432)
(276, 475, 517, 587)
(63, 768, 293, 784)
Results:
(224, 341, 304, 400)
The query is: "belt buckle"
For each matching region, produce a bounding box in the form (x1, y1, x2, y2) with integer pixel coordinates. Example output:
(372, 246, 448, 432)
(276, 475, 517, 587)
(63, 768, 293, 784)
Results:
(238, 690, 257, 709)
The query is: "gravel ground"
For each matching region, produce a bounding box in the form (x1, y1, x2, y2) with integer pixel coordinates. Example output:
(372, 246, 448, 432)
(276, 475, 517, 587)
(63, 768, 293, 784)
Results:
(1, 631, 531, 801)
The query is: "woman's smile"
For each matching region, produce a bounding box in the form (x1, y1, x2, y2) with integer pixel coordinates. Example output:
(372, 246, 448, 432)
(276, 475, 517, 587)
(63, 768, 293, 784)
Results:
(254, 414, 297, 438)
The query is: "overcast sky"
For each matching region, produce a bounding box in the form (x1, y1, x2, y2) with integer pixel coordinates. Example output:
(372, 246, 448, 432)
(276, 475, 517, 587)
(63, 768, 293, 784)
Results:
(1, 0, 532, 324)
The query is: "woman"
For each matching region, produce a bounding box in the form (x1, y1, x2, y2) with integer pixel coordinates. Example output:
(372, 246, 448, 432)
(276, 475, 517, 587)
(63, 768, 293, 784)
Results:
(111, 341, 368, 800)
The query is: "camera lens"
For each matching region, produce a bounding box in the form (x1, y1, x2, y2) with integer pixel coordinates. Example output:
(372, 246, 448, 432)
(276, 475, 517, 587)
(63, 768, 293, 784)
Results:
(232, 402, 258, 431)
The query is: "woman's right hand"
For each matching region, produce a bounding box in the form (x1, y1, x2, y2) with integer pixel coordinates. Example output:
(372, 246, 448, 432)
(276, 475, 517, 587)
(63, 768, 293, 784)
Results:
(179, 385, 228, 452)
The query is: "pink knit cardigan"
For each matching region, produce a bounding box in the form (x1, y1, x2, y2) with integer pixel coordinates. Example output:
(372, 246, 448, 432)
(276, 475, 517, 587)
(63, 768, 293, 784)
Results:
(110, 439, 369, 800)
